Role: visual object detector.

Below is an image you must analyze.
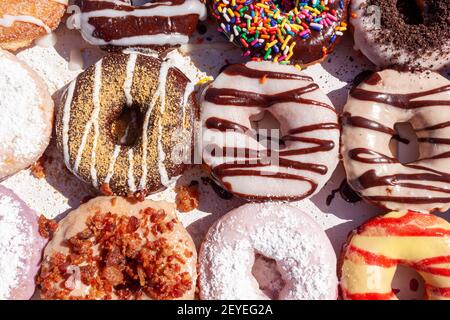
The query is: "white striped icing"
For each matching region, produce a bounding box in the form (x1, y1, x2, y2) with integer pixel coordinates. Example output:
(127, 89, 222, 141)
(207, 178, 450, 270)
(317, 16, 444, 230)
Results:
(181, 81, 195, 127)
(127, 149, 136, 192)
(104, 145, 121, 184)
(124, 53, 137, 107)
(74, 61, 102, 175)
(72, 0, 206, 46)
(0, 15, 51, 33)
(89, 61, 103, 188)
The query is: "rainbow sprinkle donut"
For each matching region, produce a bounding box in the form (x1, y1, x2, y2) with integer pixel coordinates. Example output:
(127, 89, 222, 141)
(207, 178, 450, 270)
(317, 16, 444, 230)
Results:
(209, 0, 349, 66)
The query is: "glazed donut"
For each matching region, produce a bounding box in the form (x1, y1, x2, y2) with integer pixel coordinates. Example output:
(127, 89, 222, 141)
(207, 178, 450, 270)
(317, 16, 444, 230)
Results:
(209, 0, 349, 66)
(0, 185, 45, 300)
(55, 50, 198, 196)
(201, 61, 339, 200)
(340, 210, 450, 300)
(38, 196, 197, 300)
(0, 0, 67, 51)
(341, 69, 450, 213)
(199, 203, 338, 300)
(0, 49, 54, 180)
(350, 0, 450, 70)
(69, 0, 206, 50)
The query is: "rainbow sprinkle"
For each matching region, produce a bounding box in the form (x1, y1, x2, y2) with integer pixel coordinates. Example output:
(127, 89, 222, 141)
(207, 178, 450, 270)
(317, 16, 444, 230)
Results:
(212, 0, 348, 64)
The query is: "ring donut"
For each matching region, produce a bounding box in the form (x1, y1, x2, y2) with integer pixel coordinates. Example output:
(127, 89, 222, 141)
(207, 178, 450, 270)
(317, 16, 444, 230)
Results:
(56, 50, 198, 197)
(201, 61, 339, 200)
(0, 0, 67, 51)
(209, 0, 349, 66)
(0, 49, 54, 180)
(350, 0, 450, 70)
(199, 203, 338, 300)
(70, 0, 206, 50)
(341, 69, 450, 213)
(0, 185, 45, 300)
(38, 196, 197, 300)
(340, 210, 450, 300)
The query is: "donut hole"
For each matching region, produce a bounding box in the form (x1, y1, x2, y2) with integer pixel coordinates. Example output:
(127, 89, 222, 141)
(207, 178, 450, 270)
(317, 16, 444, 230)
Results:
(251, 253, 286, 299)
(392, 265, 425, 300)
(389, 122, 419, 164)
(110, 107, 142, 146)
(249, 111, 286, 149)
(396, 0, 424, 25)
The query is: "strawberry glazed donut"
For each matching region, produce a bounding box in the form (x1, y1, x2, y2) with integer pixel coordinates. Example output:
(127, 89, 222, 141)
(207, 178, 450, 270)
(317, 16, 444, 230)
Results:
(340, 211, 450, 300)
(69, 0, 206, 50)
(38, 196, 197, 300)
(0, 49, 54, 180)
(201, 61, 340, 200)
(341, 69, 450, 213)
(199, 203, 338, 300)
(0, 185, 45, 300)
(0, 0, 67, 51)
(350, 0, 450, 70)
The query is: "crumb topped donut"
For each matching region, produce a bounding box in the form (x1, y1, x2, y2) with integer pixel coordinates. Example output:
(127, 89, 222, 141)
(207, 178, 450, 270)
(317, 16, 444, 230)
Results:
(199, 203, 338, 300)
(351, 0, 450, 70)
(0, 0, 67, 51)
(55, 50, 198, 197)
(209, 0, 349, 66)
(69, 0, 206, 50)
(201, 61, 340, 200)
(0, 185, 45, 300)
(341, 69, 450, 213)
(38, 196, 197, 300)
(0, 49, 54, 180)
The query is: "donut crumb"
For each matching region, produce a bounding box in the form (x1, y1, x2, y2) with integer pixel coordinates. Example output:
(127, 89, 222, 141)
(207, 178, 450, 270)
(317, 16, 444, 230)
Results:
(175, 183, 199, 213)
(38, 215, 58, 240)
(31, 155, 47, 179)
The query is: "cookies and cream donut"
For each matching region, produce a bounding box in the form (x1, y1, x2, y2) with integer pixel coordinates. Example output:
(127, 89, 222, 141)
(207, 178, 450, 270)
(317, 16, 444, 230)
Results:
(199, 203, 338, 300)
(38, 196, 197, 300)
(341, 69, 450, 213)
(0, 185, 45, 300)
(350, 0, 450, 70)
(340, 210, 450, 300)
(69, 0, 206, 49)
(210, 0, 349, 66)
(0, 49, 54, 180)
(0, 0, 67, 51)
(55, 50, 198, 196)
(201, 61, 340, 200)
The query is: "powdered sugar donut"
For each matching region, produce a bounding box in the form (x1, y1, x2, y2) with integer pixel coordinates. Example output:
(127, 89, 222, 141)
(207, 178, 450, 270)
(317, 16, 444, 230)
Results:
(198, 203, 338, 300)
(0, 185, 45, 300)
(201, 61, 340, 200)
(0, 49, 54, 180)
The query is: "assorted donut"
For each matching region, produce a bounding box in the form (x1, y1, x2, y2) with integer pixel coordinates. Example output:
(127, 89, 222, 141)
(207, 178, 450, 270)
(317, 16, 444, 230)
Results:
(0, 0, 449, 301)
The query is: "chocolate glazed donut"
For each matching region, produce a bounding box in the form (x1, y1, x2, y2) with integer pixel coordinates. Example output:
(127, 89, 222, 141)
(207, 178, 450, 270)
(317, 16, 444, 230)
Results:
(55, 51, 198, 196)
(70, 0, 206, 50)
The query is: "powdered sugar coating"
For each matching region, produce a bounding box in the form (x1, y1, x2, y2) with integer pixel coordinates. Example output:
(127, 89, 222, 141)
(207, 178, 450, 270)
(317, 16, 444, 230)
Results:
(0, 49, 53, 180)
(199, 203, 338, 300)
(0, 185, 44, 300)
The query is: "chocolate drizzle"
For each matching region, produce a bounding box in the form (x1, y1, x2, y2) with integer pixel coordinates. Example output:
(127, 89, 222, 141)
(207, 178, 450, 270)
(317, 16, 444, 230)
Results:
(202, 64, 339, 200)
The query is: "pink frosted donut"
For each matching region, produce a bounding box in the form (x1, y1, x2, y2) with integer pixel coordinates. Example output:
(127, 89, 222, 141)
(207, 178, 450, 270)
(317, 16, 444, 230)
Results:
(0, 185, 45, 300)
(198, 203, 338, 300)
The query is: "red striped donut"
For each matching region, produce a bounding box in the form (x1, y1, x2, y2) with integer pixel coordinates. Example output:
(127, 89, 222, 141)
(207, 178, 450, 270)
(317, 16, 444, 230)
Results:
(340, 211, 450, 300)
(201, 61, 340, 200)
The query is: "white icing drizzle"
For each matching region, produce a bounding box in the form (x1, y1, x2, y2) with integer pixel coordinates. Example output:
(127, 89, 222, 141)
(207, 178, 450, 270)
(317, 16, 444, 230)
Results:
(139, 58, 173, 189)
(73, 61, 102, 176)
(90, 62, 103, 188)
(62, 80, 77, 169)
(104, 145, 121, 184)
(0, 15, 51, 33)
(127, 149, 136, 192)
(73, 0, 206, 46)
(181, 81, 195, 127)
(124, 53, 137, 107)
